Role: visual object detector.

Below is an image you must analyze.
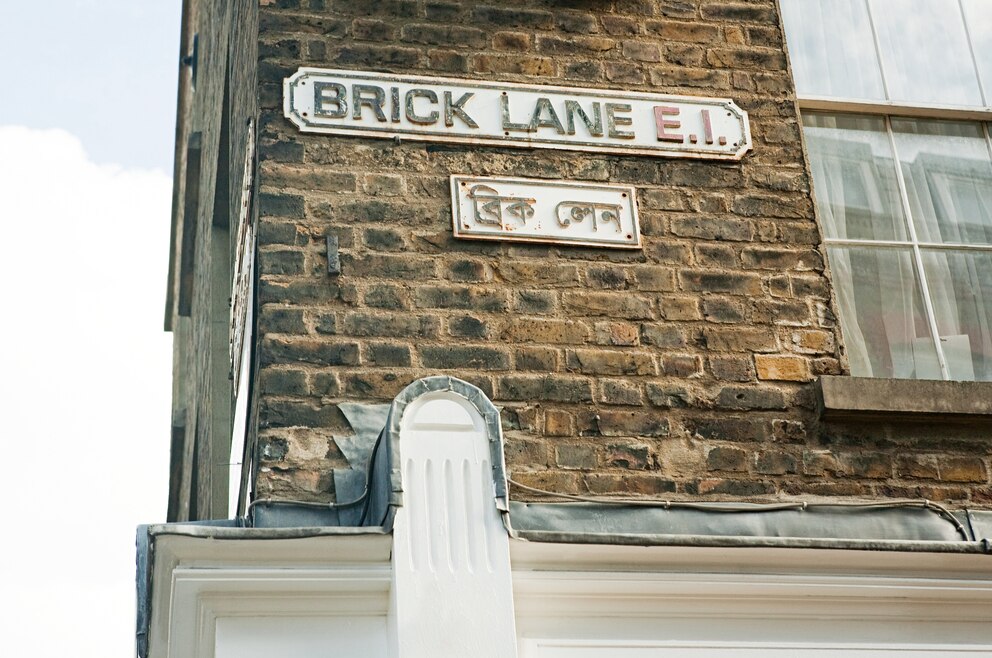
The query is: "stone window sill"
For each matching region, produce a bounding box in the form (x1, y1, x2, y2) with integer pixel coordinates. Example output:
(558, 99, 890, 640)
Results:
(816, 375, 992, 423)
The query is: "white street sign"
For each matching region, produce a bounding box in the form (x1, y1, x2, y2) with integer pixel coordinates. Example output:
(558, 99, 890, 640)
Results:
(284, 68, 752, 160)
(450, 175, 641, 249)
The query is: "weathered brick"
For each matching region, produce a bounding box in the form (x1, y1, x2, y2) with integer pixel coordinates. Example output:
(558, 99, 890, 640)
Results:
(646, 19, 720, 42)
(563, 291, 655, 319)
(537, 35, 615, 55)
(732, 193, 810, 219)
(693, 478, 775, 496)
(428, 48, 470, 72)
(897, 455, 940, 480)
(693, 416, 771, 442)
(599, 379, 645, 406)
(515, 346, 559, 371)
(586, 474, 677, 496)
(493, 31, 531, 51)
(352, 18, 396, 41)
(401, 23, 487, 48)
(259, 192, 305, 218)
(342, 371, 410, 398)
(707, 446, 748, 472)
(261, 399, 344, 429)
(595, 410, 669, 437)
(502, 318, 589, 344)
(604, 442, 652, 469)
(709, 355, 755, 382)
(670, 216, 754, 241)
(498, 374, 593, 403)
(594, 321, 640, 347)
(754, 354, 811, 382)
(842, 453, 893, 480)
(645, 382, 694, 408)
(311, 372, 340, 397)
(340, 312, 439, 338)
(755, 450, 798, 475)
(513, 289, 557, 314)
(939, 457, 988, 483)
(742, 247, 823, 271)
(545, 410, 576, 437)
(261, 368, 308, 396)
(335, 44, 422, 68)
(680, 270, 762, 296)
(448, 315, 490, 339)
(660, 354, 702, 377)
(555, 443, 596, 468)
(566, 349, 657, 376)
(658, 296, 701, 321)
(262, 337, 361, 366)
(472, 54, 555, 76)
(419, 345, 510, 370)
(702, 327, 778, 352)
(715, 385, 787, 411)
(366, 342, 412, 367)
(472, 6, 554, 29)
(631, 266, 676, 292)
(700, 3, 777, 23)
(703, 297, 746, 323)
(259, 306, 307, 334)
(341, 253, 438, 279)
(622, 40, 662, 62)
(792, 329, 835, 354)
(447, 259, 493, 283)
(414, 284, 508, 312)
(557, 12, 599, 34)
(363, 283, 409, 310)
(641, 323, 686, 348)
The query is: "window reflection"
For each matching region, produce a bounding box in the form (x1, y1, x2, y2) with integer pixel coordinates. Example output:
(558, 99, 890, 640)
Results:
(962, 0, 992, 104)
(828, 247, 939, 379)
(782, 0, 989, 107)
(892, 119, 992, 245)
(921, 250, 992, 381)
(780, 0, 885, 100)
(871, 0, 982, 106)
(803, 113, 908, 240)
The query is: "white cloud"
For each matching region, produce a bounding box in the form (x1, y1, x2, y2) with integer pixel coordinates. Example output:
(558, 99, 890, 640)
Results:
(0, 126, 173, 656)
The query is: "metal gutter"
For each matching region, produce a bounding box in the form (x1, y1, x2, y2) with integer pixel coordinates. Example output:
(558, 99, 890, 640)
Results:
(145, 522, 389, 540)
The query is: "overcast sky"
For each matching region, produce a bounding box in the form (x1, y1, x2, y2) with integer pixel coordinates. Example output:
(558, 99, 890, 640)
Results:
(0, 2, 181, 655)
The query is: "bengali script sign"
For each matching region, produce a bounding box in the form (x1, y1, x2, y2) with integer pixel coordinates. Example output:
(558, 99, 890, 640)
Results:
(284, 68, 752, 160)
(451, 176, 641, 249)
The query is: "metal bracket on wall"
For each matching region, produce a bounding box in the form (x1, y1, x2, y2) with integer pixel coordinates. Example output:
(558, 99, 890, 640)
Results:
(181, 33, 198, 91)
(326, 234, 340, 275)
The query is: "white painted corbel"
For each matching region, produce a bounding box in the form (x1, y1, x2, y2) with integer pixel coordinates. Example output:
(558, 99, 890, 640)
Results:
(388, 386, 519, 658)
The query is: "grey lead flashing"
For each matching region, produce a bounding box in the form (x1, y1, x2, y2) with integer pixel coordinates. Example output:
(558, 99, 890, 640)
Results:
(381, 375, 510, 512)
(511, 529, 992, 554)
(507, 502, 992, 554)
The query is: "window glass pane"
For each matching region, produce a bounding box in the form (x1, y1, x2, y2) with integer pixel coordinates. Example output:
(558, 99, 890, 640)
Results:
(962, 0, 992, 105)
(921, 249, 992, 381)
(828, 247, 940, 379)
(871, 0, 984, 106)
(803, 113, 908, 240)
(780, 0, 885, 100)
(892, 118, 992, 244)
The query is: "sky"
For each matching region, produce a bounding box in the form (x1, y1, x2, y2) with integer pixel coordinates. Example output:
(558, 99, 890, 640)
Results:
(0, 2, 182, 655)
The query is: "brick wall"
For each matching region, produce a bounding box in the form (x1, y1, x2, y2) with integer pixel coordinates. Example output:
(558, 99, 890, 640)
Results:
(250, 0, 989, 504)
